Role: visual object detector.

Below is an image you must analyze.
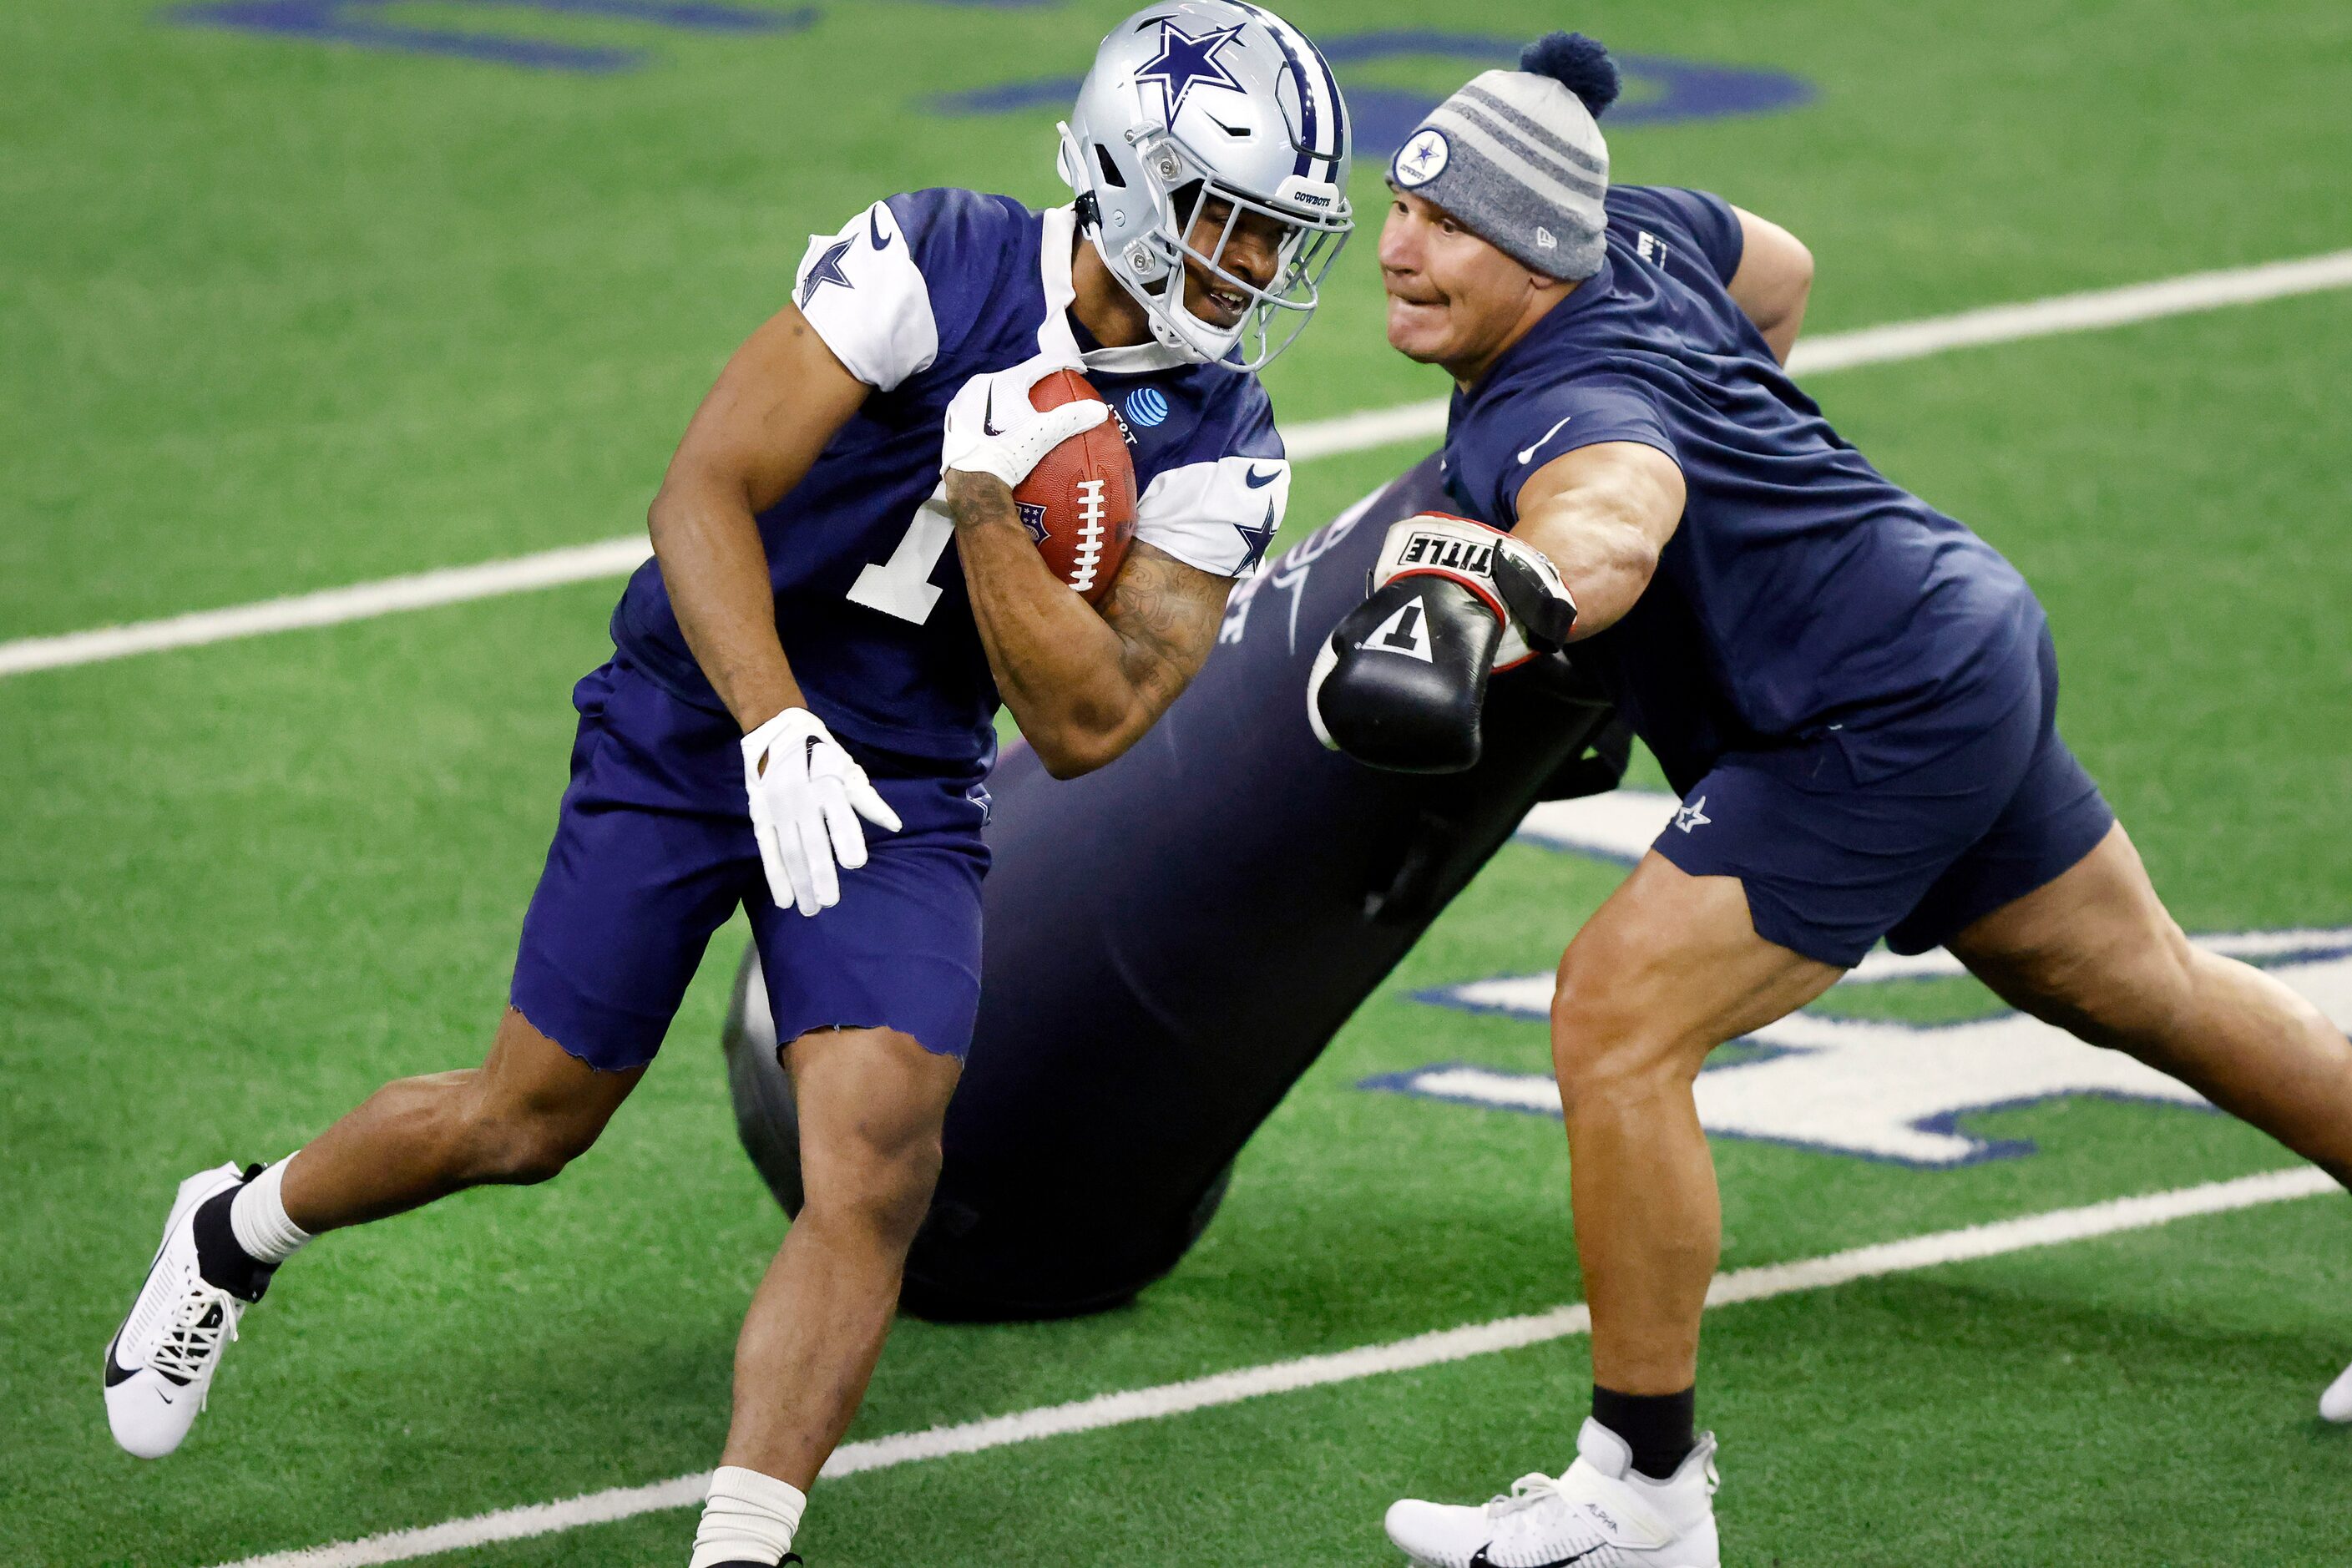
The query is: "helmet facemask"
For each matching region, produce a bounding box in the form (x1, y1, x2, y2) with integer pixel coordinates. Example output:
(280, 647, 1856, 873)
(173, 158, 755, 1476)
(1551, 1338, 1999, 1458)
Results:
(1063, 119, 1352, 372)
(1056, 3, 1355, 372)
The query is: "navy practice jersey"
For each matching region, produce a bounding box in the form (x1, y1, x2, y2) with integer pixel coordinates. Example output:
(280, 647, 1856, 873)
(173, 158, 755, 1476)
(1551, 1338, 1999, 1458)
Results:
(611, 190, 1289, 768)
(1443, 185, 2041, 794)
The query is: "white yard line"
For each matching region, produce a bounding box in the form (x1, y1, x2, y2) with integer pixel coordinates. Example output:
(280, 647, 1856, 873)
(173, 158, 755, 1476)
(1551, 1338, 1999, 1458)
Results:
(209, 1165, 2335, 1568)
(0, 539, 655, 679)
(8, 247, 2352, 683)
(1788, 249, 2352, 374)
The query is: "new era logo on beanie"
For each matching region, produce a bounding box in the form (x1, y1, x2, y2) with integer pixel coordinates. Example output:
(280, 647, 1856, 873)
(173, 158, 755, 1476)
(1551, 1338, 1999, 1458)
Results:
(1384, 32, 1621, 281)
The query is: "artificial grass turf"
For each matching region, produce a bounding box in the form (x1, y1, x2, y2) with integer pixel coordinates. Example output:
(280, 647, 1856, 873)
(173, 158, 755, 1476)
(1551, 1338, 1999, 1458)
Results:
(8, 0, 2352, 635)
(276, 1193, 2352, 1568)
(8, 281, 2351, 1560)
(6, 0, 2352, 1560)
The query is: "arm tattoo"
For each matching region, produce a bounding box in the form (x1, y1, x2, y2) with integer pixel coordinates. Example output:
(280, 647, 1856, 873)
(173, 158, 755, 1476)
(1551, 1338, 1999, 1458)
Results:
(1100, 542, 1232, 722)
(945, 472, 1019, 534)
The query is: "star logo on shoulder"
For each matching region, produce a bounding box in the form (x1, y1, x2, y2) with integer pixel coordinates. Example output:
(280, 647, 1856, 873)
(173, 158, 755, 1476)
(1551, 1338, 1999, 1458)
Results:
(1673, 795, 1712, 832)
(1232, 498, 1277, 574)
(1135, 21, 1247, 118)
(797, 236, 855, 306)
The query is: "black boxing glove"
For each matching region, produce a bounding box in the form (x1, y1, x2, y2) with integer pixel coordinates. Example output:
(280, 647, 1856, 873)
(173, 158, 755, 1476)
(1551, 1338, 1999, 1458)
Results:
(1307, 573, 1501, 771)
(1306, 513, 1580, 773)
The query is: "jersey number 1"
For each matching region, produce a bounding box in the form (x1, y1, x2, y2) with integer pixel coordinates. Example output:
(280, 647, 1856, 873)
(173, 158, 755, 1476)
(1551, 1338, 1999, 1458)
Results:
(846, 498, 952, 625)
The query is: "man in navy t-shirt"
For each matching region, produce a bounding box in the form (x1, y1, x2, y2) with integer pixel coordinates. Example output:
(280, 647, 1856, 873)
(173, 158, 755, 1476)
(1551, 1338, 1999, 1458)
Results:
(1330, 33, 2352, 1568)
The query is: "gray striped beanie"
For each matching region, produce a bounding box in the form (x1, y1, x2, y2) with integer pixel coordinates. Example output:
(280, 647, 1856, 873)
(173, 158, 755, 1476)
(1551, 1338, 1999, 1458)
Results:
(1389, 66, 1611, 280)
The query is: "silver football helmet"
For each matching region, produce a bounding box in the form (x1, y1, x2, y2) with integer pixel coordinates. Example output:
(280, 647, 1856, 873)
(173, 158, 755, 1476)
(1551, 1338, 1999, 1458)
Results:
(1057, 1, 1353, 372)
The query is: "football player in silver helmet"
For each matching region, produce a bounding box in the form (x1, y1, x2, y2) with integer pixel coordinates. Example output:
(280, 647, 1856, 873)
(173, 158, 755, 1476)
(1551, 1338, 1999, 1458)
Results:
(1060, 0, 1353, 370)
(97, 8, 1353, 1567)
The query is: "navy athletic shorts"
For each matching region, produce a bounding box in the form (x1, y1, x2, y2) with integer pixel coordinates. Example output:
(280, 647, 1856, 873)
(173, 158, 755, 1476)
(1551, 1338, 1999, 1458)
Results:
(510, 657, 990, 1072)
(1651, 622, 2114, 969)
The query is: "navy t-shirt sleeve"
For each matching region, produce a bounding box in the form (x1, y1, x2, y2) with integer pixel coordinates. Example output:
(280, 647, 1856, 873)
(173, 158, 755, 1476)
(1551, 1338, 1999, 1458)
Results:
(1459, 374, 1679, 526)
(1612, 185, 1745, 284)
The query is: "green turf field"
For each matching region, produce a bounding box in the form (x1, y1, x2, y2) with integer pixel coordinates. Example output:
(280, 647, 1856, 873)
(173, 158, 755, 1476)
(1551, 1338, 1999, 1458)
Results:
(5, 1, 2351, 1563)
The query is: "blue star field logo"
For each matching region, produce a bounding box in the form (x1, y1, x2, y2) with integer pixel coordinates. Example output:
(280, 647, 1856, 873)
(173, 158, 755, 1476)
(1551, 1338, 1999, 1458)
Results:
(1017, 501, 1050, 544)
(1233, 499, 1277, 573)
(797, 236, 855, 306)
(1134, 21, 1247, 118)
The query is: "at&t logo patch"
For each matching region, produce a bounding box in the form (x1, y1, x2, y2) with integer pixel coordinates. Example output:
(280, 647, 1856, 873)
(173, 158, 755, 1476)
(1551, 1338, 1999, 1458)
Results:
(1123, 387, 1170, 428)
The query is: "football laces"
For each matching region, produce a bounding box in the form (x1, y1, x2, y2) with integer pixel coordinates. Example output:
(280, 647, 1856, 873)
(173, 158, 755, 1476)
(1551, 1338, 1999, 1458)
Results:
(147, 1270, 245, 1385)
(1490, 1473, 1568, 1518)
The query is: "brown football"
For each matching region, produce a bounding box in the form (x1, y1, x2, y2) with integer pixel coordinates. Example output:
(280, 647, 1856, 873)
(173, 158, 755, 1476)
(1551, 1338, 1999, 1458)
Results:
(1013, 368, 1136, 604)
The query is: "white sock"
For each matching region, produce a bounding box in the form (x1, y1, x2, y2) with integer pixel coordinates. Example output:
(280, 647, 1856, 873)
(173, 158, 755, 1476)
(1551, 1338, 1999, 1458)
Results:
(687, 1465, 806, 1568)
(229, 1153, 315, 1266)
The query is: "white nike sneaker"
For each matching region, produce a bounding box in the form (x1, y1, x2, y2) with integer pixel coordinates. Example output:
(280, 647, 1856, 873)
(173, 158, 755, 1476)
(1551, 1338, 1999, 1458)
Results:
(104, 1163, 256, 1459)
(2322, 1360, 2352, 1423)
(1385, 1419, 1721, 1568)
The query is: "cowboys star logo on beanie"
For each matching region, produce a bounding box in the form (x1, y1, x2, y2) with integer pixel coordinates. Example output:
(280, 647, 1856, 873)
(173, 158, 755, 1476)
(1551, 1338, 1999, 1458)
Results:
(1386, 32, 1621, 281)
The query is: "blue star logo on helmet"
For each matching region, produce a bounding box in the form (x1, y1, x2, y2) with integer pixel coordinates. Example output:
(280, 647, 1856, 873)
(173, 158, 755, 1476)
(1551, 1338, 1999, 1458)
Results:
(1134, 21, 1247, 118)
(1123, 387, 1170, 428)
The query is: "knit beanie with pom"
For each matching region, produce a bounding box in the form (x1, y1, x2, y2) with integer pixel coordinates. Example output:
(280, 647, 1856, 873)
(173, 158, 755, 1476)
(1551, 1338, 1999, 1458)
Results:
(1387, 33, 1623, 280)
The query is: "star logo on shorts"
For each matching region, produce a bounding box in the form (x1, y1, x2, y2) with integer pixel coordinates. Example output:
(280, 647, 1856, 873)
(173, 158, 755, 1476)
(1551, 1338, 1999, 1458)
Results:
(1673, 795, 1711, 832)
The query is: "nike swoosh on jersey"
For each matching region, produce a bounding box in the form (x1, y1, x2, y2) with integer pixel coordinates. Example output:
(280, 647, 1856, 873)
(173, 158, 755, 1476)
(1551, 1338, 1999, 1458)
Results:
(869, 205, 893, 250)
(1244, 466, 1281, 488)
(1515, 414, 1575, 467)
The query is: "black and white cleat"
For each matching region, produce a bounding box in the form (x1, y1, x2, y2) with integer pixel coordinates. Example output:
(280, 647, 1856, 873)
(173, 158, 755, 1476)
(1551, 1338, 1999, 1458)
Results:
(103, 1163, 259, 1459)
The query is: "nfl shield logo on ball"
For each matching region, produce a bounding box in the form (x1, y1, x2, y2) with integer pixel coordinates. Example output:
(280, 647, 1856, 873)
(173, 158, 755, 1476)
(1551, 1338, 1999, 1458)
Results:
(1394, 128, 1449, 187)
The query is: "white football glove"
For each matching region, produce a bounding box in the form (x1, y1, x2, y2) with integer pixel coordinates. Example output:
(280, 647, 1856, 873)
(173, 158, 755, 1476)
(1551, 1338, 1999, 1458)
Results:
(740, 708, 903, 918)
(941, 352, 1111, 489)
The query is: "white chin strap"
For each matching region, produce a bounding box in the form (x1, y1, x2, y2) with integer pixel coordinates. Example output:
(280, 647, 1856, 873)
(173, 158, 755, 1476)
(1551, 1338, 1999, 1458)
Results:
(1146, 288, 1244, 364)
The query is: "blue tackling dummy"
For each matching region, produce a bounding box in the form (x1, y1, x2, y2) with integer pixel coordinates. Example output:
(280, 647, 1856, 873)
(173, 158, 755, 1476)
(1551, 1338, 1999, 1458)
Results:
(724, 453, 1627, 1319)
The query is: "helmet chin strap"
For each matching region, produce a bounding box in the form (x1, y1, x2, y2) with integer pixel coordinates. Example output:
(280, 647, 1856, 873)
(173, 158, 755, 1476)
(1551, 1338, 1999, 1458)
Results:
(1146, 286, 1246, 363)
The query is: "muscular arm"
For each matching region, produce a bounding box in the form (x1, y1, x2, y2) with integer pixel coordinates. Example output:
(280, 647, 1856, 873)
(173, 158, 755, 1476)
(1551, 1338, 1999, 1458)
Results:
(1725, 205, 1813, 364)
(645, 303, 870, 731)
(1512, 441, 1687, 640)
(946, 470, 1231, 779)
